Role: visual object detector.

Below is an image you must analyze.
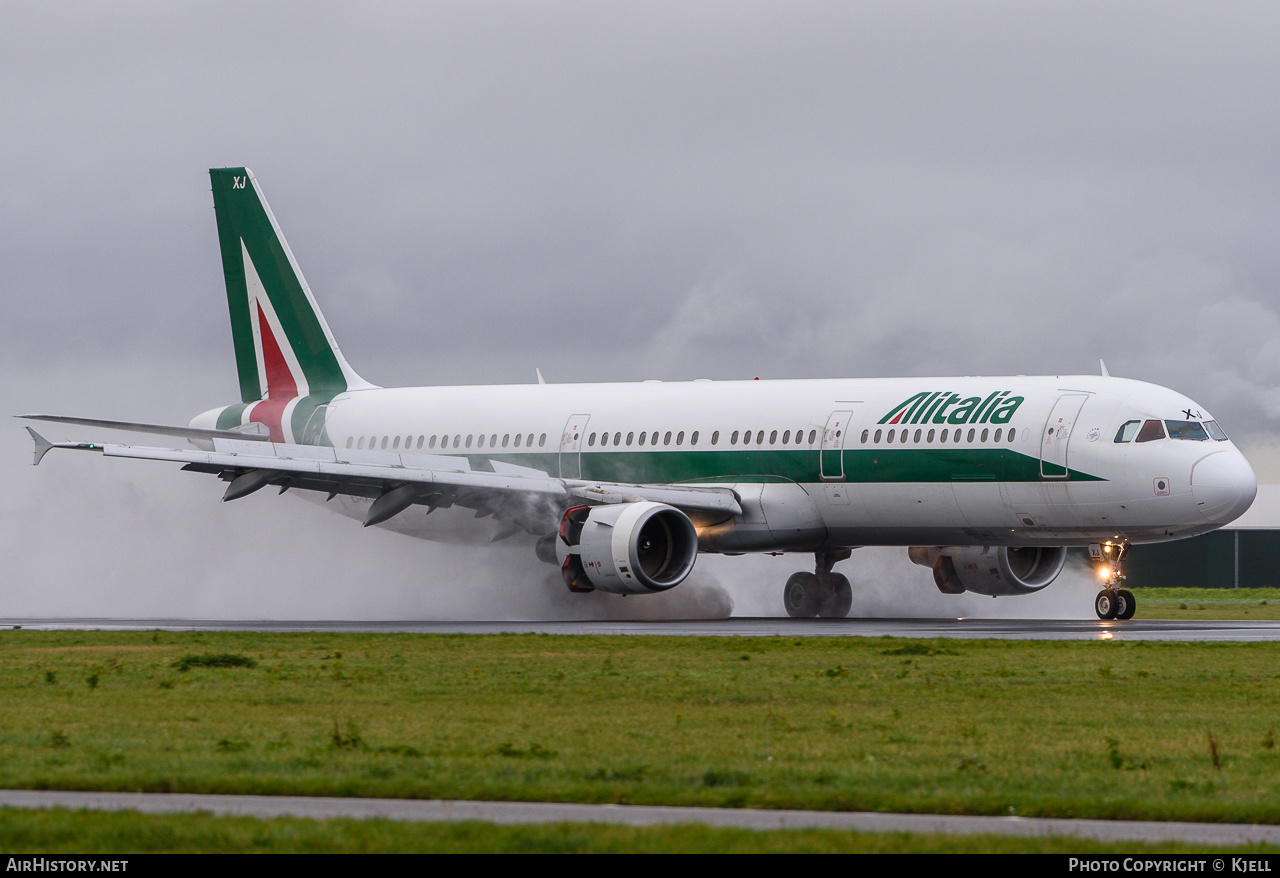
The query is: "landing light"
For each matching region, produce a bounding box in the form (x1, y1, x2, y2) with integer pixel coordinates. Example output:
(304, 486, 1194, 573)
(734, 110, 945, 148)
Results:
(1097, 566, 1111, 581)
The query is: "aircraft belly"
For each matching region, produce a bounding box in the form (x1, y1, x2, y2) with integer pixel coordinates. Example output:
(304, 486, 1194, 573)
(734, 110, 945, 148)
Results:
(850, 482, 967, 529)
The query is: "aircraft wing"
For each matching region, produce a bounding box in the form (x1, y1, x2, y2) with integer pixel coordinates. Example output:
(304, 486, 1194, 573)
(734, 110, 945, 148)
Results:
(22, 428, 741, 538)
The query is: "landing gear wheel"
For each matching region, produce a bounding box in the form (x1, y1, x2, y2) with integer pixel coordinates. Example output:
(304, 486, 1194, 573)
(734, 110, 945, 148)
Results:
(816, 573, 853, 618)
(1115, 588, 1136, 620)
(1095, 589, 1119, 620)
(784, 572, 821, 618)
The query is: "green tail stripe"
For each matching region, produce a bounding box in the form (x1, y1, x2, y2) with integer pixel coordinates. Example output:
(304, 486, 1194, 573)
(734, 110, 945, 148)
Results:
(215, 402, 252, 431)
(292, 392, 339, 446)
(210, 168, 348, 402)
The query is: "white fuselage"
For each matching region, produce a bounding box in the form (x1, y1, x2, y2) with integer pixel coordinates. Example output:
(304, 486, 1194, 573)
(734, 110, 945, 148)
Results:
(220, 373, 1255, 554)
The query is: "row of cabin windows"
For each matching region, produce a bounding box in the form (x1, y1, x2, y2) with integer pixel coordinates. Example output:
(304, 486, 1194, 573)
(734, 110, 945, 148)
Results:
(346, 433, 549, 451)
(344, 425, 1025, 453)
(861, 426, 1017, 445)
(586, 428, 821, 448)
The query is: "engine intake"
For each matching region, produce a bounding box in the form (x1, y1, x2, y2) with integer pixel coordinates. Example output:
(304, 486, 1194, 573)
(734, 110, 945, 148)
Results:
(556, 502, 699, 595)
(908, 545, 1067, 596)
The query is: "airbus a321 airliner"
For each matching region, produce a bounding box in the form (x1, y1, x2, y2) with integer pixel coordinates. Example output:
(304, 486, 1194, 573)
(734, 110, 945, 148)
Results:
(22, 168, 1259, 620)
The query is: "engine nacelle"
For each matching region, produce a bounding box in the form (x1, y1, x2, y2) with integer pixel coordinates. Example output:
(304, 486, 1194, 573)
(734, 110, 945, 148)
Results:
(908, 545, 1067, 597)
(556, 502, 699, 595)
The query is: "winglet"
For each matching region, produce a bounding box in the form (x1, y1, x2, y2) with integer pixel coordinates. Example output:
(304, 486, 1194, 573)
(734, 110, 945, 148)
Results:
(536, 368, 547, 385)
(1100, 359, 1110, 378)
(25, 427, 55, 466)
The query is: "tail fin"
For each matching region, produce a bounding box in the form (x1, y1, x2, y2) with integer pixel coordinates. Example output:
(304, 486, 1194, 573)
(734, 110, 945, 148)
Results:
(210, 167, 373, 404)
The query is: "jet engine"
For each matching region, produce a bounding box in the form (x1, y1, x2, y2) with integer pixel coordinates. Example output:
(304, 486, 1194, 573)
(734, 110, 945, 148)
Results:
(555, 501, 699, 595)
(908, 545, 1067, 597)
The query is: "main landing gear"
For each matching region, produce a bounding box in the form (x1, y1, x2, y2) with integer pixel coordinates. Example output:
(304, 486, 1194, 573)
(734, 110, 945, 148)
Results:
(1090, 541, 1135, 621)
(783, 550, 853, 618)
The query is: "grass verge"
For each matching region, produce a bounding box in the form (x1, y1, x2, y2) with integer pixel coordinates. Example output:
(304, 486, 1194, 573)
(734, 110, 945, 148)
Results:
(0, 808, 1277, 854)
(2, 626, 1280, 824)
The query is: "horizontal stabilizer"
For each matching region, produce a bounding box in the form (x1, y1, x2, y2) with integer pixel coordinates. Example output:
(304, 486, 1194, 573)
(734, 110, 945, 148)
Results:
(17, 414, 270, 443)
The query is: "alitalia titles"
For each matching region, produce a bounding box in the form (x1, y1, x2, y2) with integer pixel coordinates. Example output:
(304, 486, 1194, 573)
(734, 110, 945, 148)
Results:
(878, 391, 1025, 426)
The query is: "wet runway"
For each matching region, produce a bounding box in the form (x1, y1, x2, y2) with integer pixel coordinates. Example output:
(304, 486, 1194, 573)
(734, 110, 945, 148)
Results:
(6, 616, 1280, 641)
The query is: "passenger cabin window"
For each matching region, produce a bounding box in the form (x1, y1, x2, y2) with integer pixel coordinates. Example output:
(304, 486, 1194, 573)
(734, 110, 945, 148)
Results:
(539, 433, 547, 447)
(1166, 420, 1210, 441)
(1135, 420, 1166, 443)
(627, 432, 634, 446)
(808, 430, 817, 444)
(711, 431, 719, 445)
(691, 431, 699, 445)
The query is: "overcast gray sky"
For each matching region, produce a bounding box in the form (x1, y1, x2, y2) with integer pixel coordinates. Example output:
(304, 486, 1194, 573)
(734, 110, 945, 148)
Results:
(3, 2, 1279, 619)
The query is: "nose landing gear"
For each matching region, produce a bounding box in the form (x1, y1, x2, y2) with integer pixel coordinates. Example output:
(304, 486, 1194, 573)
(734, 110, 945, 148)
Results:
(1090, 541, 1135, 620)
(783, 550, 854, 618)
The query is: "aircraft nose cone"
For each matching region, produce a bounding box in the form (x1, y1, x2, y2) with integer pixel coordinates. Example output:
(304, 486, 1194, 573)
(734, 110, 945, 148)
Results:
(1191, 451, 1257, 524)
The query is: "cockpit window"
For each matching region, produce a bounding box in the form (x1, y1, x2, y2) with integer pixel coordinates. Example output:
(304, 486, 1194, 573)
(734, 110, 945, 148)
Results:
(1114, 420, 1141, 443)
(1204, 420, 1229, 441)
(1165, 420, 1210, 441)
(1135, 419, 1166, 443)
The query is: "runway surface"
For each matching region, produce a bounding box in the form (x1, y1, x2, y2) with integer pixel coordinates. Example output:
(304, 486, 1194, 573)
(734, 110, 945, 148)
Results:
(4, 789, 1279, 846)
(6, 616, 1280, 641)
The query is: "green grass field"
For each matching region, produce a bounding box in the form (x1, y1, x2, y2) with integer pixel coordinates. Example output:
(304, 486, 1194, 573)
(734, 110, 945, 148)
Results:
(4, 594, 1280, 851)
(2, 809, 1277, 854)
(1136, 588, 1280, 620)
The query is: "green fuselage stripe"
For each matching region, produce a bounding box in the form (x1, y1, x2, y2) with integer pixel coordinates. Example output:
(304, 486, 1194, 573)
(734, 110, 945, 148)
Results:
(410, 446, 1105, 484)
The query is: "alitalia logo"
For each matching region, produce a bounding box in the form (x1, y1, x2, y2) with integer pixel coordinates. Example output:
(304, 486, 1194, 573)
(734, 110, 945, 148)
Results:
(878, 391, 1025, 426)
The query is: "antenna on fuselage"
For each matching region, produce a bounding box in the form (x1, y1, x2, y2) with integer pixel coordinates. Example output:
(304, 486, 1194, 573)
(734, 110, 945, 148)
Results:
(1100, 359, 1110, 378)
(536, 368, 547, 385)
